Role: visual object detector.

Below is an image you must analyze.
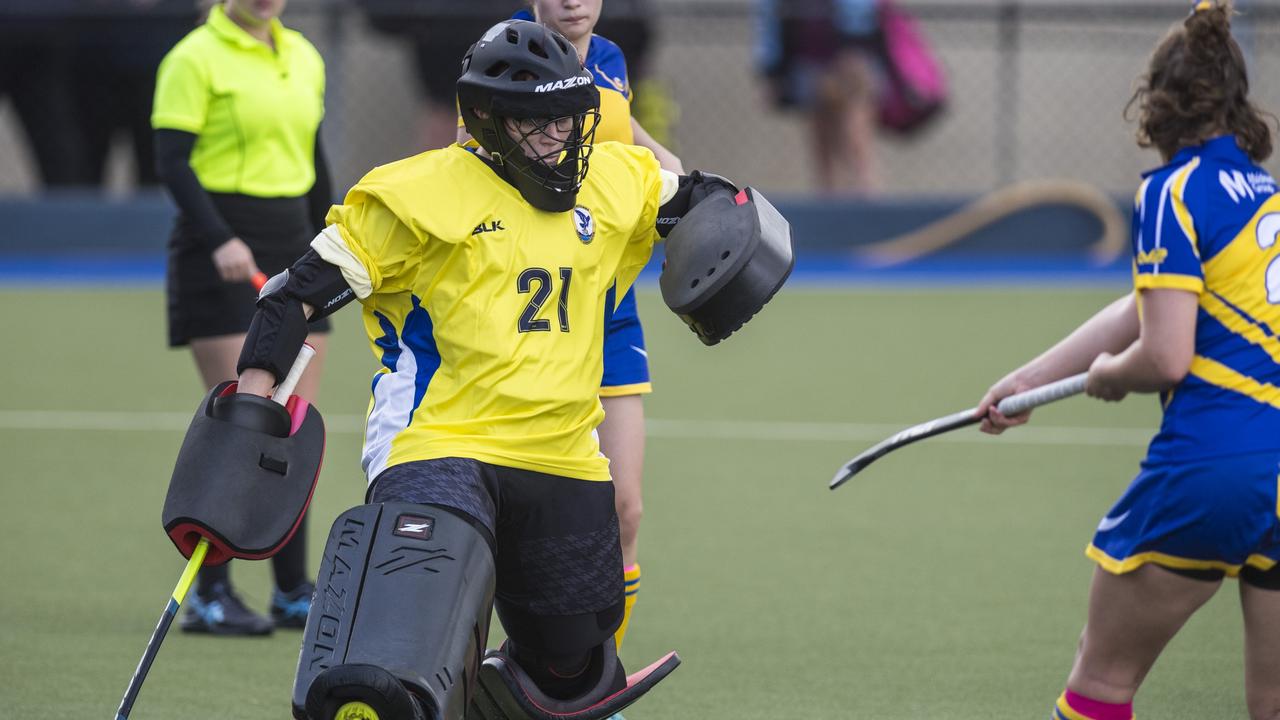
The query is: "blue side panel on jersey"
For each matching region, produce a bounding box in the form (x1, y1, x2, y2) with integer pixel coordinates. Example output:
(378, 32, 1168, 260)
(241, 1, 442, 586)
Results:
(371, 310, 402, 395)
(404, 294, 441, 425)
(602, 282, 618, 332)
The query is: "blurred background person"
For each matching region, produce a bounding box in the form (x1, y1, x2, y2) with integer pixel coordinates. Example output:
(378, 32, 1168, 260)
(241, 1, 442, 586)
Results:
(70, 0, 198, 189)
(755, 0, 880, 195)
(151, 0, 331, 636)
(0, 1, 92, 187)
(594, 0, 679, 155)
(356, 0, 505, 151)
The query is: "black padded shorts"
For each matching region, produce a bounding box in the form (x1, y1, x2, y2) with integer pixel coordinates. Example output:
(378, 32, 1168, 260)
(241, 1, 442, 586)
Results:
(369, 458, 626, 656)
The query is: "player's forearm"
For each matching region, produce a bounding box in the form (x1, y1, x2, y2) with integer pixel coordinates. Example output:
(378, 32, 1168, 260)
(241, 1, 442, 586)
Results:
(154, 128, 236, 249)
(1098, 339, 1187, 393)
(237, 368, 277, 396)
(1015, 293, 1140, 384)
(631, 119, 684, 174)
(1092, 288, 1198, 393)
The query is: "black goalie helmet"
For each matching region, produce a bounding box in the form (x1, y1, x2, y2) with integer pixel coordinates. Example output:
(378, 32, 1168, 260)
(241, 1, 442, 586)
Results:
(458, 20, 602, 213)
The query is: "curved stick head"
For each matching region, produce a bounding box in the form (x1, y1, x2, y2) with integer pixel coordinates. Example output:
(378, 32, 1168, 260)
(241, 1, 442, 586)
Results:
(829, 455, 874, 490)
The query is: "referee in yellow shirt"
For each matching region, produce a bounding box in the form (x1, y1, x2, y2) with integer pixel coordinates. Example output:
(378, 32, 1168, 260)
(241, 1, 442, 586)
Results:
(152, 0, 329, 636)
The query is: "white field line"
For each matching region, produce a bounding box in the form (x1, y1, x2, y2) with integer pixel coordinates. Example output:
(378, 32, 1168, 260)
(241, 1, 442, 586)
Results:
(0, 409, 1152, 447)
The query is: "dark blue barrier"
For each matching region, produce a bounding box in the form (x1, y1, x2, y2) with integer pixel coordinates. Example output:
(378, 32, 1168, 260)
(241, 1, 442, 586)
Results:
(0, 191, 174, 254)
(0, 193, 1131, 284)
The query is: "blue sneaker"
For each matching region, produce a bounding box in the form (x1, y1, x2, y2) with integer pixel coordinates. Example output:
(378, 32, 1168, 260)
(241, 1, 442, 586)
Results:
(181, 582, 273, 636)
(271, 581, 315, 629)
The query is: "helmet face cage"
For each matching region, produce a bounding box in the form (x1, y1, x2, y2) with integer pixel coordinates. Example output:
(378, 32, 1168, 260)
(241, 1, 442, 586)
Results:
(489, 109, 601, 205)
(457, 20, 602, 212)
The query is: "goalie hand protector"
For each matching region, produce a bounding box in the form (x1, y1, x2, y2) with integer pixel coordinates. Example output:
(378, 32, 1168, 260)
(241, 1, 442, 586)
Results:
(237, 249, 355, 383)
(163, 381, 324, 566)
(659, 185, 794, 345)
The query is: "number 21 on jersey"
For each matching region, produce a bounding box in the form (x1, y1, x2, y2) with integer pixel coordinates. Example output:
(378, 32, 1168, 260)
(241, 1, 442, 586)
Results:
(517, 267, 573, 333)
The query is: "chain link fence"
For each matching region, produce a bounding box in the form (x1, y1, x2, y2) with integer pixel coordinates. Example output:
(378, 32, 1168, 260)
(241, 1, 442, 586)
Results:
(1, 0, 1278, 197)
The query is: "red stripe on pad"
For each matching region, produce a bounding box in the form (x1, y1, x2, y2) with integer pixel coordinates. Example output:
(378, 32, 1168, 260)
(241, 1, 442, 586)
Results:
(286, 396, 309, 436)
(625, 652, 677, 686)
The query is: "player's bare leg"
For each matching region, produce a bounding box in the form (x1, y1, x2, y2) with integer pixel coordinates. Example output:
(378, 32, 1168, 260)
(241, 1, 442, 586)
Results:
(1066, 565, 1220, 703)
(825, 49, 877, 195)
(600, 395, 645, 567)
(190, 333, 249, 391)
(1240, 579, 1280, 719)
(599, 394, 645, 651)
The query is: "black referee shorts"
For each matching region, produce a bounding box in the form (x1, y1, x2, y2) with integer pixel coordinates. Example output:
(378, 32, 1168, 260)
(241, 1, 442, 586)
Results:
(369, 458, 625, 657)
(166, 192, 331, 347)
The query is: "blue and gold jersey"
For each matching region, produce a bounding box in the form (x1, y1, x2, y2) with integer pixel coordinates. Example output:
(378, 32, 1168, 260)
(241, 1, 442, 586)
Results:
(1132, 135, 1280, 464)
(313, 142, 668, 483)
(583, 34, 634, 145)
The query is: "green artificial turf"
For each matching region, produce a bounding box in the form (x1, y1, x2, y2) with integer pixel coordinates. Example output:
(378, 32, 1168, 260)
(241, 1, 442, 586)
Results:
(0, 287, 1247, 719)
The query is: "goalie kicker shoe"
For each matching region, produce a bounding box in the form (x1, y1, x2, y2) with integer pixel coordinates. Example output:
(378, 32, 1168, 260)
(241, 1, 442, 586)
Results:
(181, 581, 274, 636)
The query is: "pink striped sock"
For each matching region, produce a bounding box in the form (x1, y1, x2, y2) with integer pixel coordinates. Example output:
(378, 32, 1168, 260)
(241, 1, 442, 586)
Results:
(1063, 690, 1133, 720)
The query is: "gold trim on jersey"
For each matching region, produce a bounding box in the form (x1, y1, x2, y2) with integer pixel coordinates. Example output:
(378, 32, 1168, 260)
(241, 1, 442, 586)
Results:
(1169, 157, 1201, 256)
(599, 382, 653, 398)
(1200, 292, 1280, 365)
(1133, 273, 1204, 293)
(1189, 355, 1280, 410)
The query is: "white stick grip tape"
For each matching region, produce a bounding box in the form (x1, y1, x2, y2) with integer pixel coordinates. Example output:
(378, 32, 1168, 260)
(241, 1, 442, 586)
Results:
(995, 373, 1087, 417)
(272, 343, 316, 406)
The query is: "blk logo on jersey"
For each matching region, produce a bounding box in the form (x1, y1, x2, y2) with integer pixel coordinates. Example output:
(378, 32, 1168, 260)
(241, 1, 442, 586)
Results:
(573, 206, 594, 244)
(473, 219, 506, 235)
(393, 514, 434, 540)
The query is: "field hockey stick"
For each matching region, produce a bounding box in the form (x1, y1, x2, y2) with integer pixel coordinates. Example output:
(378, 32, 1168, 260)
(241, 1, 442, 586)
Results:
(114, 338, 315, 720)
(828, 373, 1088, 491)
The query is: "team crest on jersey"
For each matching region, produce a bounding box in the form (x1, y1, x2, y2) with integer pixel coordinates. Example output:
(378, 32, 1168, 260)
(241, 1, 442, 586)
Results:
(573, 205, 595, 244)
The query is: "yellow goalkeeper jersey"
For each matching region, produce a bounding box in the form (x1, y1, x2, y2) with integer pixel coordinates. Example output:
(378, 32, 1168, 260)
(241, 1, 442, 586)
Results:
(315, 142, 665, 482)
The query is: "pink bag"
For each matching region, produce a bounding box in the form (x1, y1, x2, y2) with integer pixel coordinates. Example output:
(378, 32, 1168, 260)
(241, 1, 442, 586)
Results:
(876, 0, 947, 134)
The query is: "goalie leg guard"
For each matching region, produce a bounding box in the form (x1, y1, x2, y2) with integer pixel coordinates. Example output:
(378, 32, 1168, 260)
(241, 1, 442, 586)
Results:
(659, 185, 794, 345)
(292, 502, 496, 720)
